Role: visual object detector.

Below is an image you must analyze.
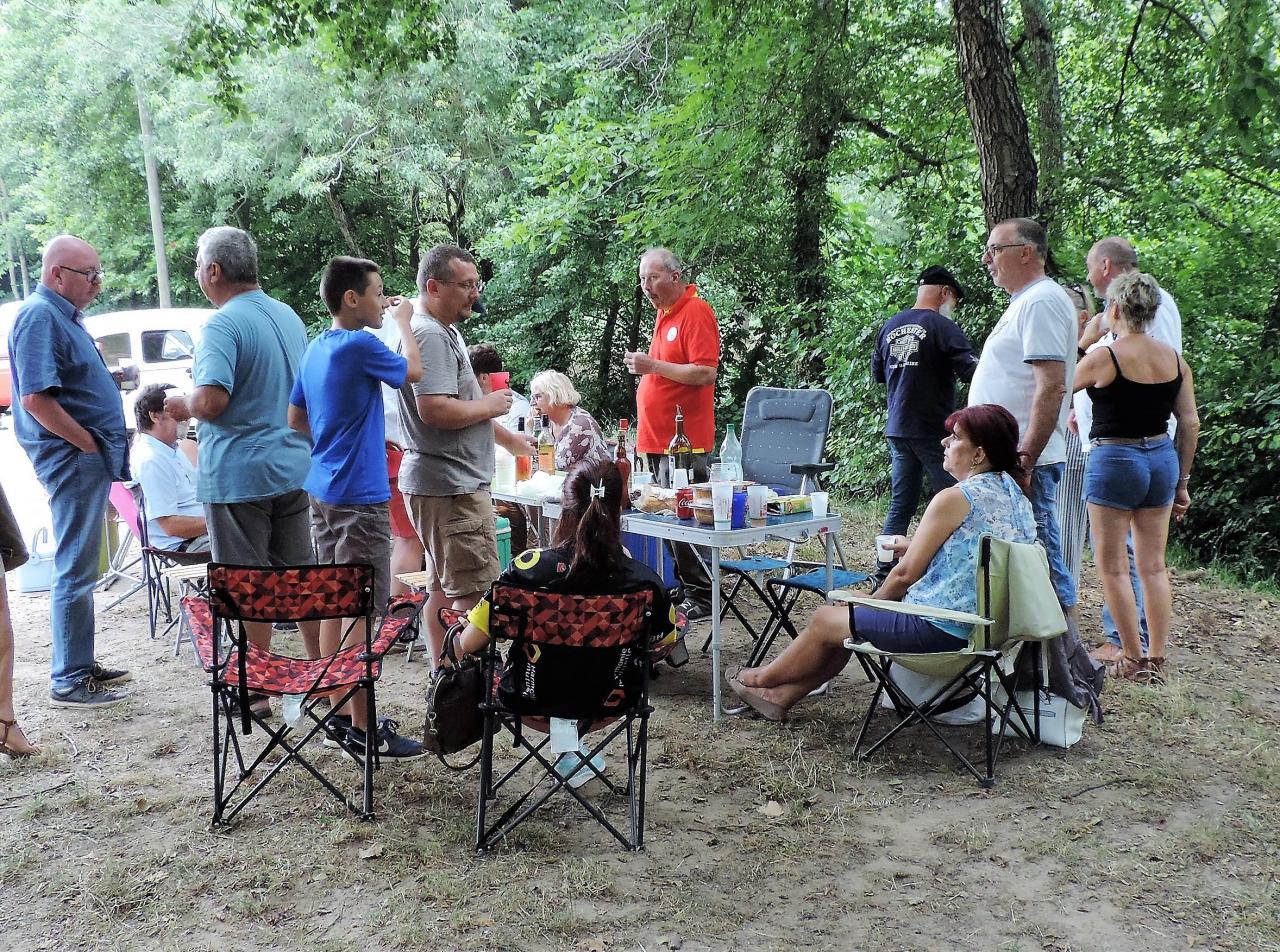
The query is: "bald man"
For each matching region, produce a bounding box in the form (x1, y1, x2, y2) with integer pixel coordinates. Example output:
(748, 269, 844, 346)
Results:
(8, 235, 132, 709)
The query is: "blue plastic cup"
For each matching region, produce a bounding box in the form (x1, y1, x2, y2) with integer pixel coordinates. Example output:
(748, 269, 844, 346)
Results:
(731, 490, 748, 529)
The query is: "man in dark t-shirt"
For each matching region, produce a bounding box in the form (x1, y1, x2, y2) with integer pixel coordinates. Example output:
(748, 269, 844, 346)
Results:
(871, 265, 978, 577)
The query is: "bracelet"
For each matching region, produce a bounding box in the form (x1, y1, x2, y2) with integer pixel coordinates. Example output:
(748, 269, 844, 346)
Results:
(1178, 475, 1191, 483)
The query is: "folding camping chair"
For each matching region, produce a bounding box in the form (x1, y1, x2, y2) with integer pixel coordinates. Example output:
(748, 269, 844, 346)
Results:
(97, 482, 146, 609)
(711, 387, 866, 664)
(133, 488, 210, 642)
(834, 535, 1067, 787)
(183, 563, 427, 825)
(474, 581, 658, 851)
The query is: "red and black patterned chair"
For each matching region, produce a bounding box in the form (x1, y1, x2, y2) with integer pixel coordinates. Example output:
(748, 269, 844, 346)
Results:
(475, 582, 658, 851)
(182, 563, 426, 826)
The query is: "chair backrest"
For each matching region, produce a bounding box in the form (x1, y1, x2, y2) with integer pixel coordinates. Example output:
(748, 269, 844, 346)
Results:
(974, 536, 1067, 651)
(738, 387, 834, 493)
(207, 563, 374, 623)
(109, 482, 143, 540)
(487, 581, 656, 719)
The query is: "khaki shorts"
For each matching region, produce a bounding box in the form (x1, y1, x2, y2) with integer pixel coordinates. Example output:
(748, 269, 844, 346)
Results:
(309, 498, 392, 609)
(405, 489, 500, 598)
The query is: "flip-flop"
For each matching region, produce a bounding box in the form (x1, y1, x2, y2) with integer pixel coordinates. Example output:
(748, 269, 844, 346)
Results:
(727, 675, 788, 723)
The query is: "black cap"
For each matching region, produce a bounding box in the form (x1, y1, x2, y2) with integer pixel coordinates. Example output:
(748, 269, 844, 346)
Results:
(918, 265, 966, 302)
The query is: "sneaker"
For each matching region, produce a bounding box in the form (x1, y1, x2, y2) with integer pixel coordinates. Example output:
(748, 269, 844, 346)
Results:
(322, 713, 353, 748)
(50, 677, 128, 709)
(554, 743, 606, 789)
(678, 600, 712, 623)
(345, 718, 426, 761)
(272, 621, 299, 632)
(90, 661, 132, 685)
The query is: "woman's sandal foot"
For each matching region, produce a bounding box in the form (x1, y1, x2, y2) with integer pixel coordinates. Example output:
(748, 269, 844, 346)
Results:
(727, 676, 788, 722)
(0, 717, 40, 758)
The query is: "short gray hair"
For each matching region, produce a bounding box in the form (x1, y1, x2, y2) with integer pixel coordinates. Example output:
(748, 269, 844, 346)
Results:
(641, 247, 681, 273)
(530, 370, 581, 408)
(1109, 270, 1161, 333)
(1090, 236, 1138, 272)
(1001, 218, 1048, 260)
(416, 245, 476, 292)
(198, 227, 258, 284)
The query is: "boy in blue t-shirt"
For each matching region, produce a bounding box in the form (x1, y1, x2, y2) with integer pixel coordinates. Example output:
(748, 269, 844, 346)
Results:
(289, 256, 424, 759)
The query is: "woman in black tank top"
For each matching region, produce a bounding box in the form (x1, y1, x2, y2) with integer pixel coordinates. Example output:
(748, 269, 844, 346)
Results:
(1072, 271, 1200, 685)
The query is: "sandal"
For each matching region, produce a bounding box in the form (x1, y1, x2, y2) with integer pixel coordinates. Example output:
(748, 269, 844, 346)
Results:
(1114, 656, 1149, 683)
(0, 717, 40, 758)
(1143, 656, 1167, 686)
(727, 675, 788, 722)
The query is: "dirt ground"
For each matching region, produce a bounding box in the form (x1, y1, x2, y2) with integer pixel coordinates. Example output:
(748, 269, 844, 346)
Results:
(2, 521, 1277, 952)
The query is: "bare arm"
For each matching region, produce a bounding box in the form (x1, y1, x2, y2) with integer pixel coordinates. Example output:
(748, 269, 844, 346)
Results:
(872, 487, 971, 601)
(494, 422, 535, 455)
(155, 514, 207, 539)
(165, 386, 230, 423)
(287, 403, 311, 439)
(417, 390, 512, 431)
(1071, 348, 1116, 393)
(1171, 359, 1200, 520)
(1021, 360, 1067, 465)
(624, 351, 717, 387)
(21, 392, 97, 452)
(389, 298, 423, 384)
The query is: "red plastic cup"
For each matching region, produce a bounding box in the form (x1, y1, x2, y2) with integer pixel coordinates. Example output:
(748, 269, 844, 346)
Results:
(489, 371, 510, 390)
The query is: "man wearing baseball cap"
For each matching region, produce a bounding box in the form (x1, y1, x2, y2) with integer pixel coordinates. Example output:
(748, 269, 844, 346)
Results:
(870, 265, 978, 583)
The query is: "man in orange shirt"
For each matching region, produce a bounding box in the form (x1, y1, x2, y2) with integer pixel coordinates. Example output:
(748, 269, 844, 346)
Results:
(624, 247, 721, 619)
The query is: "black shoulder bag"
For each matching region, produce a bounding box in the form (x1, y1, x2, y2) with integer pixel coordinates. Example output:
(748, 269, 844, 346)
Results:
(423, 623, 487, 769)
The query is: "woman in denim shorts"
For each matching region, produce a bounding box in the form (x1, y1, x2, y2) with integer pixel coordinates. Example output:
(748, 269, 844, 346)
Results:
(1073, 271, 1200, 684)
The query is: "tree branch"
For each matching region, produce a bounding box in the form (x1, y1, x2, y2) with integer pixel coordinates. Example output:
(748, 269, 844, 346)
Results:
(845, 115, 944, 168)
(1147, 0, 1208, 42)
(1113, 0, 1150, 124)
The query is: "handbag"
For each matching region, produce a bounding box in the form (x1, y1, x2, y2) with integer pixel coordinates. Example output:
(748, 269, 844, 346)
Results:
(997, 687, 1086, 749)
(0, 484, 29, 573)
(422, 624, 486, 769)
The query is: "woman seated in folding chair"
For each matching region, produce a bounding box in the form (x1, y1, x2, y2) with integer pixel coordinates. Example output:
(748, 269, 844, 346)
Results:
(454, 459, 682, 783)
(730, 404, 1037, 722)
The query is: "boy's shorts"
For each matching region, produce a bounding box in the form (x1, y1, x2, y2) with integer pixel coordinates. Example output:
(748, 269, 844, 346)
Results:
(309, 498, 392, 609)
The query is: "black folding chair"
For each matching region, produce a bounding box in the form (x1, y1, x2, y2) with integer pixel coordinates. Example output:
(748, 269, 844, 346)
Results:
(475, 581, 659, 851)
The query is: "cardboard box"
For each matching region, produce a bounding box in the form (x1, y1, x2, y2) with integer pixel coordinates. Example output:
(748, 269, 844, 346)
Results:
(767, 494, 811, 515)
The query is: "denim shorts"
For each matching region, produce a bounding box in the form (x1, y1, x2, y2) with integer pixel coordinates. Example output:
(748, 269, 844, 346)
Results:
(1085, 437, 1178, 510)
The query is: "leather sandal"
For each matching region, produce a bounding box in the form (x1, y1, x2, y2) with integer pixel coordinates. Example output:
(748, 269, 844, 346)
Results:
(1143, 657, 1167, 686)
(0, 717, 39, 758)
(1115, 656, 1149, 683)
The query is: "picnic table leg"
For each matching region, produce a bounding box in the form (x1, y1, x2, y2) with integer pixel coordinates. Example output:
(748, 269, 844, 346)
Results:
(711, 545, 722, 724)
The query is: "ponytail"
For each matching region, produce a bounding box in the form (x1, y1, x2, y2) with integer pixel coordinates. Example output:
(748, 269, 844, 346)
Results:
(553, 460, 624, 582)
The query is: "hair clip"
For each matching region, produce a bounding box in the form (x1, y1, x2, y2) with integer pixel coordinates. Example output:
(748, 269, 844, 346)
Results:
(589, 482, 606, 499)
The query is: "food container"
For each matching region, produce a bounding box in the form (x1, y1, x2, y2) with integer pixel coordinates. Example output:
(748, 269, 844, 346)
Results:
(692, 503, 716, 525)
(767, 494, 812, 515)
(691, 480, 753, 504)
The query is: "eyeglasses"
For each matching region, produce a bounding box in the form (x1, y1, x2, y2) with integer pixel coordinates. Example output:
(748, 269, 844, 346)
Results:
(639, 273, 676, 286)
(981, 243, 1027, 259)
(440, 279, 484, 293)
(59, 265, 105, 282)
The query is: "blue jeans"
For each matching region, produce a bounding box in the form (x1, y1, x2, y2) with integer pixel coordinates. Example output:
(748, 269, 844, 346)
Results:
(42, 452, 113, 693)
(882, 436, 956, 546)
(1030, 463, 1076, 608)
(1096, 530, 1150, 651)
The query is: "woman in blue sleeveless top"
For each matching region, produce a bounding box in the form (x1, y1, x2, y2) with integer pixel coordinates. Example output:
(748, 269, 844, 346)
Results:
(730, 404, 1036, 721)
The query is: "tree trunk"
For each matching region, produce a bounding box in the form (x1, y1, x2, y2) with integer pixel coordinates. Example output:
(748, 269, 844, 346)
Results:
(952, 0, 1039, 226)
(325, 184, 363, 257)
(135, 80, 171, 308)
(409, 186, 421, 282)
(597, 288, 620, 409)
(1018, 0, 1065, 243)
(0, 177, 17, 299)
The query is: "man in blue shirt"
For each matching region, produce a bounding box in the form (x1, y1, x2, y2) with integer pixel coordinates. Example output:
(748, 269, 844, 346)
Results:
(165, 228, 315, 713)
(289, 256, 424, 759)
(871, 265, 977, 581)
(131, 384, 209, 553)
(8, 235, 132, 709)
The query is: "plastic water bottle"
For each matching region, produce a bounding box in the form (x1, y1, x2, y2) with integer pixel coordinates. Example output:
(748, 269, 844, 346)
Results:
(719, 424, 743, 482)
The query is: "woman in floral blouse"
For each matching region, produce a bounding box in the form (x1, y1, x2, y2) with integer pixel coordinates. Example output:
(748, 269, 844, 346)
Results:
(529, 370, 611, 471)
(729, 404, 1037, 721)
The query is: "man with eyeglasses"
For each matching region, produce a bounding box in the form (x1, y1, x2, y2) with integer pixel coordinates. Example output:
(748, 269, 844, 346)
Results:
(969, 219, 1079, 615)
(8, 235, 133, 709)
(395, 245, 519, 666)
(1074, 236, 1183, 665)
(871, 265, 978, 584)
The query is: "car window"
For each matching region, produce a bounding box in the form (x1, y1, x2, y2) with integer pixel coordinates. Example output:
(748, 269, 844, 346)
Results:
(96, 332, 132, 367)
(142, 329, 194, 363)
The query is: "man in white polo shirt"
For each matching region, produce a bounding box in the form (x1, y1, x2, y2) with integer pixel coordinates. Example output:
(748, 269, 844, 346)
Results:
(969, 218, 1077, 610)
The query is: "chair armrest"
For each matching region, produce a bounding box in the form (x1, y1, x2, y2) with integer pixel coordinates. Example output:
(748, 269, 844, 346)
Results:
(830, 591, 991, 627)
(790, 462, 834, 478)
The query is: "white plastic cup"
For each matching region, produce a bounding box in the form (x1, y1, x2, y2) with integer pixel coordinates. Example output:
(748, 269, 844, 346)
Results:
(671, 468, 689, 490)
(810, 491, 829, 518)
(875, 534, 896, 562)
(711, 482, 733, 530)
(747, 484, 769, 521)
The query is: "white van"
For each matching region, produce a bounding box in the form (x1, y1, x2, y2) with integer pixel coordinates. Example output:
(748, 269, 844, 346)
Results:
(82, 308, 216, 429)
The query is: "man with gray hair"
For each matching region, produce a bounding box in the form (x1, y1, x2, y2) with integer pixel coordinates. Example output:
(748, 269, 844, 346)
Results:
(165, 228, 316, 710)
(1074, 236, 1183, 664)
(395, 244, 516, 665)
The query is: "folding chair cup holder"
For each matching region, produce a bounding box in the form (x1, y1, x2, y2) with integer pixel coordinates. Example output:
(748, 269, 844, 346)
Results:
(837, 535, 1068, 788)
(475, 582, 658, 851)
(181, 563, 426, 826)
